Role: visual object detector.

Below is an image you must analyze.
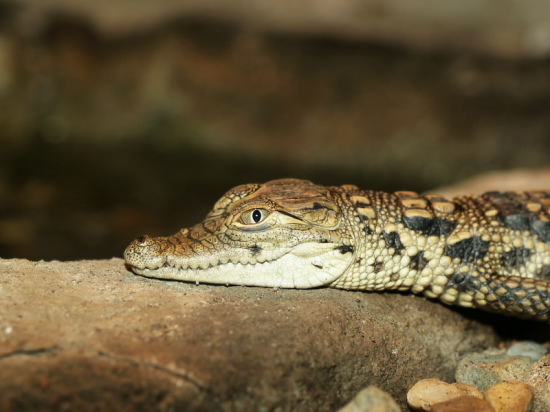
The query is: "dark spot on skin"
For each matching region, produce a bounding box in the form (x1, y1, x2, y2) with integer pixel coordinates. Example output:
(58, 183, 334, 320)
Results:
(500, 291, 520, 305)
(531, 219, 550, 242)
(374, 261, 384, 273)
(484, 191, 541, 232)
(321, 239, 329, 243)
(504, 214, 531, 231)
(356, 258, 364, 265)
(539, 265, 550, 281)
(249, 246, 262, 256)
(312, 263, 323, 269)
(430, 218, 458, 236)
(354, 204, 375, 235)
(403, 215, 433, 233)
(383, 232, 405, 255)
(403, 216, 457, 236)
(450, 272, 465, 284)
(409, 251, 428, 271)
(484, 192, 525, 214)
(313, 202, 329, 210)
(390, 273, 400, 281)
(501, 247, 533, 271)
(450, 272, 480, 293)
(445, 236, 490, 264)
(336, 245, 354, 254)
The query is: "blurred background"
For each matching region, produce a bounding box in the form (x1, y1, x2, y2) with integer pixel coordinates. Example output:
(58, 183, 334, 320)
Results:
(1, 0, 550, 261)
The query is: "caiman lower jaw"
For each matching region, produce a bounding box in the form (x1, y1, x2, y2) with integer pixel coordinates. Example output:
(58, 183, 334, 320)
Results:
(130, 242, 355, 289)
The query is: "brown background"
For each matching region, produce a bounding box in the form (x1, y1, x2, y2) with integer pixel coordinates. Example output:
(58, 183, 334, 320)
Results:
(1, 0, 549, 261)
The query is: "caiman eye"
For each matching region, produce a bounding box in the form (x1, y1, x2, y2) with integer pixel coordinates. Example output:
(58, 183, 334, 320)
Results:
(240, 208, 269, 225)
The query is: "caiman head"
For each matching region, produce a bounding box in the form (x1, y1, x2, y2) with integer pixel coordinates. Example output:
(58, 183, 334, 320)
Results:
(124, 179, 357, 288)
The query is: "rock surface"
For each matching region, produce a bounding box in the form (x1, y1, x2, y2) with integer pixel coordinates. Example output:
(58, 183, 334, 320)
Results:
(433, 169, 550, 198)
(0, 258, 498, 411)
(456, 350, 533, 392)
(528, 354, 550, 412)
(10, 0, 550, 57)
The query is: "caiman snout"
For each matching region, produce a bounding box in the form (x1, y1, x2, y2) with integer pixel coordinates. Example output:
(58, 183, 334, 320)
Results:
(124, 235, 168, 270)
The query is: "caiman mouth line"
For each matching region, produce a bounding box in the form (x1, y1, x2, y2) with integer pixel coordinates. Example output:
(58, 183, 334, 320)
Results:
(129, 244, 354, 289)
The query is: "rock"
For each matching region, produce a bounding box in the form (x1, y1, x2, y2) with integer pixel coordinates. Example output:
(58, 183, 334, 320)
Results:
(507, 341, 547, 363)
(528, 354, 550, 412)
(483, 381, 534, 412)
(338, 386, 401, 412)
(456, 350, 532, 392)
(430, 395, 495, 412)
(0, 258, 498, 411)
(407, 378, 483, 411)
(435, 169, 550, 198)
(10, 0, 550, 57)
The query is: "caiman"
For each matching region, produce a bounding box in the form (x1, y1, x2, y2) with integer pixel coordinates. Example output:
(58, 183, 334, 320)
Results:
(124, 179, 550, 321)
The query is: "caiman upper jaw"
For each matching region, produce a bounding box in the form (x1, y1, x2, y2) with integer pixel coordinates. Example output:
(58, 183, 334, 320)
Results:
(125, 239, 354, 288)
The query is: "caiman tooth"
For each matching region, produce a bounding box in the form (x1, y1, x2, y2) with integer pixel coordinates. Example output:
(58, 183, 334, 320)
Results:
(199, 260, 210, 269)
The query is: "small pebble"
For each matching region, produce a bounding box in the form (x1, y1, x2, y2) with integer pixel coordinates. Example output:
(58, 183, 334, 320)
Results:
(484, 380, 534, 412)
(507, 341, 547, 362)
(430, 395, 495, 412)
(456, 351, 532, 391)
(338, 386, 401, 412)
(407, 378, 483, 411)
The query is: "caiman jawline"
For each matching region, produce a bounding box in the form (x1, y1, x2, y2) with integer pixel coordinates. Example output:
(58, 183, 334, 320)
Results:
(128, 242, 355, 289)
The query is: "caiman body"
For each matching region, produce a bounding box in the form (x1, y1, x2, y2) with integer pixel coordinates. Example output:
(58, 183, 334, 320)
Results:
(124, 179, 550, 321)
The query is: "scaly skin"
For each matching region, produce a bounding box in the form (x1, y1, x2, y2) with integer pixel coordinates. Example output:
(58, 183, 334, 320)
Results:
(124, 179, 550, 321)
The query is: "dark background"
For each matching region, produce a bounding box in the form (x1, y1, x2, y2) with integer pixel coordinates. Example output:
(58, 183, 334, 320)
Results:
(1, 1, 550, 261)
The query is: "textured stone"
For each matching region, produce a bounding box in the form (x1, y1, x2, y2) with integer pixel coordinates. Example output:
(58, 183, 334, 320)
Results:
(507, 341, 547, 362)
(0, 258, 498, 411)
(407, 378, 483, 411)
(430, 395, 494, 412)
(483, 381, 534, 412)
(456, 350, 532, 392)
(528, 354, 550, 412)
(338, 386, 401, 412)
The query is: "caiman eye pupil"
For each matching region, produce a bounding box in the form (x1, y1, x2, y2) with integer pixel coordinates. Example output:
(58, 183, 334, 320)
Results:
(252, 209, 262, 223)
